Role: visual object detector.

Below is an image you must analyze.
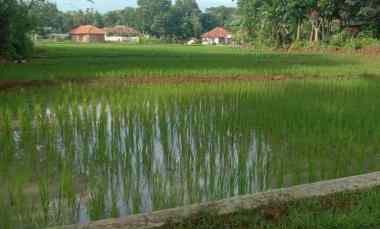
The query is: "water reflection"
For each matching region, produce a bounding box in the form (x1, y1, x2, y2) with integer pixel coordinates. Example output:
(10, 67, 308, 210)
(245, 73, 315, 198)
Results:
(1, 82, 379, 228)
(1, 92, 272, 227)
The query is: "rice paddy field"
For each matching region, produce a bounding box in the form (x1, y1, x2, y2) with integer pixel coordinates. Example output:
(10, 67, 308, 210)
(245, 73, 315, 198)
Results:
(1, 43, 380, 228)
(0, 42, 379, 80)
(1, 79, 380, 228)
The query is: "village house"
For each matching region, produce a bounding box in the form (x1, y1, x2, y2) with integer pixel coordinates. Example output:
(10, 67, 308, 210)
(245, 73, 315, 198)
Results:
(70, 25, 105, 42)
(103, 26, 140, 43)
(48, 33, 70, 42)
(201, 27, 232, 45)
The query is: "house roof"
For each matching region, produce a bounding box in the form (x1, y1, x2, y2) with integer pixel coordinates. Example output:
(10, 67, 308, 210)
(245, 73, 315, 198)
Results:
(202, 27, 231, 38)
(70, 25, 105, 35)
(103, 26, 140, 36)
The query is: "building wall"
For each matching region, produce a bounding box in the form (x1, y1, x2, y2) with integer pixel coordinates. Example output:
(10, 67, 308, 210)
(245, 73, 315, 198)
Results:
(89, 34, 105, 42)
(71, 34, 105, 42)
(105, 35, 140, 43)
(202, 37, 232, 45)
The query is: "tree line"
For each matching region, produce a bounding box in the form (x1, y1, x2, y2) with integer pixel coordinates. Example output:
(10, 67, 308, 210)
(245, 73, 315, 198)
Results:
(33, 0, 238, 40)
(0, 0, 237, 59)
(1, 0, 380, 59)
(0, 0, 37, 59)
(237, 0, 380, 47)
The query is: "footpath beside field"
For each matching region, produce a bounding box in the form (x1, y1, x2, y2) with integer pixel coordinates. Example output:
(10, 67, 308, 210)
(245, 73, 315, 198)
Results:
(54, 172, 380, 229)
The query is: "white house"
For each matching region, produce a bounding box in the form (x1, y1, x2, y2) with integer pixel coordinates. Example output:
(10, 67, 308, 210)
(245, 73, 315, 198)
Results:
(201, 27, 232, 45)
(103, 26, 140, 43)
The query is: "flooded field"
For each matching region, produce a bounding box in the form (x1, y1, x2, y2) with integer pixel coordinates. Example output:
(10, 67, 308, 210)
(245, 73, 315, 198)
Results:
(1, 80, 380, 228)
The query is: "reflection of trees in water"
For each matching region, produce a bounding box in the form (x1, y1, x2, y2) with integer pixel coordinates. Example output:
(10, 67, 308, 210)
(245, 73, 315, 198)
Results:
(0, 93, 274, 225)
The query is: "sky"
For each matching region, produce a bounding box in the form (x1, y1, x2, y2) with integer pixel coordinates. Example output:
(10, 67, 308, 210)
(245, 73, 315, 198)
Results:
(50, 0, 237, 13)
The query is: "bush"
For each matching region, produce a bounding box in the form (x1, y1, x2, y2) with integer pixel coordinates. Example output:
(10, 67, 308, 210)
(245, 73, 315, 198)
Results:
(288, 40, 309, 50)
(0, 0, 35, 60)
(329, 31, 380, 50)
(138, 36, 168, 45)
(329, 31, 352, 47)
(345, 36, 380, 49)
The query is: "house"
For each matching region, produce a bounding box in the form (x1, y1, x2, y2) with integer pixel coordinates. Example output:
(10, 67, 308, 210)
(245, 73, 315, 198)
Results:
(103, 26, 140, 43)
(202, 27, 232, 45)
(70, 25, 105, 42)
(48, 33, 70, 42)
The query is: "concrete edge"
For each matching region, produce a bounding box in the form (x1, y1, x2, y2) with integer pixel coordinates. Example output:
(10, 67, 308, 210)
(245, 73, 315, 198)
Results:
(52, 172, 380, 229)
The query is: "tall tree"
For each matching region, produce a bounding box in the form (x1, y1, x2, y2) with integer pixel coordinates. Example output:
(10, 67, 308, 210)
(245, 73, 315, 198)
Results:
(170, 0, 203, 39)
(136, 0, 171, 34)
(0, 0, 37, 58)
(238, 0, 380, 46)
(204, 6, 237, 28)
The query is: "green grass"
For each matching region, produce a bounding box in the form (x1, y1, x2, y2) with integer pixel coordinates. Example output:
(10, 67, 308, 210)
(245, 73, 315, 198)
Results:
(165, 188, 380, 229)
(0, 42, 379, 80)
(1, 42, 380, 228)
(1, 80, 380, 228)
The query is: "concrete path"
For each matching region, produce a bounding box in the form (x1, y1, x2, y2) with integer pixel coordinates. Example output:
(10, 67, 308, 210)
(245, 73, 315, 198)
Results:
(53, 172, 380, 229)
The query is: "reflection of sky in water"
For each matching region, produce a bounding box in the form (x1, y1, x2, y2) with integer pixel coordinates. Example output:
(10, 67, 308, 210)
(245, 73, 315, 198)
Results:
(19, 99, 272, 224)
(3, 83, 380, 228)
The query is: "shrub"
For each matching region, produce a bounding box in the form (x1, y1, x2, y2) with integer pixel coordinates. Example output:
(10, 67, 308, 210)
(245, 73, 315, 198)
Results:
(344, 37, 380, 50)
(329, 31, 352, 47)
(0, 0, 35, 60)
(329, 30, 380, 50)
(138, 36, 168, 45)
(288, 40, 309, 50)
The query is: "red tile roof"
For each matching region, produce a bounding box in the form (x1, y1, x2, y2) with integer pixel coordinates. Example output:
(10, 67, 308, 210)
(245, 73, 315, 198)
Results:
(202, 27, 231, 38)
(103, 26, 140, 36)
(70, 25, 105, 35)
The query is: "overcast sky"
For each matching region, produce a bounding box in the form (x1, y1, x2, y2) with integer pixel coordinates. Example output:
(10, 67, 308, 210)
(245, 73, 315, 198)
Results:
(50, 0, 237, 13)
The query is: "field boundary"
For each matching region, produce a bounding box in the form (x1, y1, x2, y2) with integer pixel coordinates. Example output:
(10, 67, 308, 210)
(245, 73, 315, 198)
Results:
(0, 75, 363, 91)
(53, 172, 380, 229)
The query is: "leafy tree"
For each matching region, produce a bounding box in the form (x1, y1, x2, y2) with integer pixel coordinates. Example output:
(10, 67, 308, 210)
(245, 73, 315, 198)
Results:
(121, 7, 138, 28)
(104, 10, 123, 27)
(151, 13, 170, 38)
(136, 0, 171, 34)
(204, 6, 237, 28)
(29, 1, 62, 35)
(169, 0, 203, 39)
(0, 0, 37, 59)
(238, 0, 380, 46)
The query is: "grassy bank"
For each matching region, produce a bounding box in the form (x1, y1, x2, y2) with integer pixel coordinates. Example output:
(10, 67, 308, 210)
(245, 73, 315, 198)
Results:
(165, 188, 380, 229)
(0, 43, 379, 81)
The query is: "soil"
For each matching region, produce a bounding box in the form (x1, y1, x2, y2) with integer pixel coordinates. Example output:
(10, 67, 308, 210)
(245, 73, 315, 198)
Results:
(115, 75, 289, 84)
(0, 80, 56, 91)
(284, 47, 344, 54)
(356, 47, 380, 56)
(285, 46, 380, 56)
(0, 56, 8, 64)
(261, 205, 288, 222)
(0, 76, 291, 92)
(319, 195, 353, 211)
(0, 76, 319, 91)
(0, 75, 359, 92)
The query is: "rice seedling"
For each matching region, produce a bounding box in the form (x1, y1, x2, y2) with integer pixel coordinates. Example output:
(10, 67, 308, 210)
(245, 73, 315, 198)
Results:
(1, 79, 380, 228)
(0, 43, 380, 81)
